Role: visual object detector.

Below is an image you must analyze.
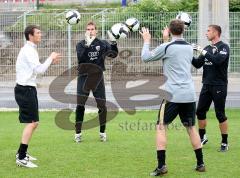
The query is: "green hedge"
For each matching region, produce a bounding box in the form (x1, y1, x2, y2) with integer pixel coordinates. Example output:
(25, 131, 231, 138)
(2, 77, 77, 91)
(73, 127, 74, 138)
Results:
(230, 0, 240, 12)
(39, 0, 240, 12)
(123, 0, 238, 12)
(123, 0, 198, 12)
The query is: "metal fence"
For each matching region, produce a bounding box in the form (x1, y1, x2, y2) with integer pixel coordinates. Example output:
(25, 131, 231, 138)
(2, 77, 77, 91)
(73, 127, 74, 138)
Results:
(0, 11, 240, 109)
(1, 11, 240, 82)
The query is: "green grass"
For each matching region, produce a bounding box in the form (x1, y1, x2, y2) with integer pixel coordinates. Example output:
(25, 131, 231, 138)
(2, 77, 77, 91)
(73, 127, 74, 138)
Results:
(0, 109, 239, 178)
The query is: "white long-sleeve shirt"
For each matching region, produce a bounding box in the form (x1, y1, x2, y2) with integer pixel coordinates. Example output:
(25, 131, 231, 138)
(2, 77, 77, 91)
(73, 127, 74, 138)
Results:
(16, 41, 53, 87)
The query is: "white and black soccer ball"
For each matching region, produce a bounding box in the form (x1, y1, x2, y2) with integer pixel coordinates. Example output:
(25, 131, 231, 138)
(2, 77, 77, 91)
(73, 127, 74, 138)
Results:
(124, 17, 140, 32)
(66, 10, 81, 25)
(176, 12, 192, 28)
(110, 23, 129, 39)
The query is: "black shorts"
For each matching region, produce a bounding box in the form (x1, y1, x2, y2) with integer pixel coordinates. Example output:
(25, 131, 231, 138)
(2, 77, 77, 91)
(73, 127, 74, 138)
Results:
(196, 84, 227, 121)
(157, 100, 196, 127)
(14, 84, 39, 123)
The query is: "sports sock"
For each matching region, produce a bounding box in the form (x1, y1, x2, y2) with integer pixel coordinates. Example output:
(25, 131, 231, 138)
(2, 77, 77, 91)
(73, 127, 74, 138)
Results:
(98, 107, 106, 133)
(18, 143, 28, 160)
(199, 129, 206, 140)
(75, 105, 85, 134)
(100, 125, 106, 133)
(221, 134, 228, 144)
(194, 148, 204, 166)
(75, 122, 82, 134)
(157, 150, 166, 168)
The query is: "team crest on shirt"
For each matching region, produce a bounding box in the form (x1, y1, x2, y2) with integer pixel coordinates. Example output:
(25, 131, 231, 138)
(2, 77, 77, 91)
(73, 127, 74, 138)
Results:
(96, 46, 100, 51)
(220, 48, 227, 55)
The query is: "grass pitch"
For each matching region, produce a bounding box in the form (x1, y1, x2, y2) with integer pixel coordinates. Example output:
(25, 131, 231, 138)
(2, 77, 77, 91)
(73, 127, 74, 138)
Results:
(0, 109, 239, 178)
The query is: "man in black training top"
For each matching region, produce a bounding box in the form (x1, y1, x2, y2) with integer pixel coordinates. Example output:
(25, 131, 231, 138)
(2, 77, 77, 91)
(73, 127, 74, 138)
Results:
(74, 21, 118, 142)
(192, 25, 230, 152)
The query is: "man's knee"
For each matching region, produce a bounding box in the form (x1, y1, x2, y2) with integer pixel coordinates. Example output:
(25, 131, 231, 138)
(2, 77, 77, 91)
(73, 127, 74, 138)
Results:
(196, 110, 206, 120)
(185, 125, 196, 133)
(156, 124, 167, 147)
(98, 106, 107, 113)
(216, 111, 227, 123)
(29, 122, 39, 129)
(76, 105, 85, 121)
(77, 95, 88, 105)
(76, 105, 85, 112)
(182, 120, 195, 127)
(96, 98, 106, 108)
(98, 106, 107, 122)
(96, 98, 107, 113)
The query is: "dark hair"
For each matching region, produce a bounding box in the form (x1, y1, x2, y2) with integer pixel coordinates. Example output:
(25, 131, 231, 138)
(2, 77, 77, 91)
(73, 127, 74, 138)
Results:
(208, 25, 222, 36)
(169, 19, 184, 36)
(24, 25, 40, 41)
(86, 21, 97, 30)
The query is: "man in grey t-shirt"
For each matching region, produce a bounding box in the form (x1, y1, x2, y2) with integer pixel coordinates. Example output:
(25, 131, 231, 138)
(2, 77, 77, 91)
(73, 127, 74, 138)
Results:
(140, 19, 205, 176)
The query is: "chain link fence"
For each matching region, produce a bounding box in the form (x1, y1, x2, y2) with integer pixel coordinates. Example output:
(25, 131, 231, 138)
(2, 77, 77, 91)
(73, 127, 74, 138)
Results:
(0, 11, 239, 109)
(1, 11, 240, 82)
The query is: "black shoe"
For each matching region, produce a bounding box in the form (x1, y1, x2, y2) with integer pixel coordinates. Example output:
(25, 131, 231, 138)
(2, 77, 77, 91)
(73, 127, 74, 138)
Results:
(195, 164, 206, 172)
(150, 165, 168, 176)
(218, 143, 229, 152)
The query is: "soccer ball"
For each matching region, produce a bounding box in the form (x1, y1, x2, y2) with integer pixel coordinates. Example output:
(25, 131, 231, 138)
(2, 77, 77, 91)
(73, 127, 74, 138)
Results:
(176, 12, 192, 28)
(110, 23, 129, 39)
(66, 10, 81, 25)
(125, 18, 140, 32)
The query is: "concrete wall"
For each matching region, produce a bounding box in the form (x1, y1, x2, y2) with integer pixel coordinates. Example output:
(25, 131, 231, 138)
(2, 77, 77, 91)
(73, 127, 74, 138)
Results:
(198, 0, 230, 46)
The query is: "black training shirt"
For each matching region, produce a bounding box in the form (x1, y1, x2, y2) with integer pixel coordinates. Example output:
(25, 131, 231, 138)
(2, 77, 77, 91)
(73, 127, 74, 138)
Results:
(192, 41, 230, 85)
(76, 38, 118, 71)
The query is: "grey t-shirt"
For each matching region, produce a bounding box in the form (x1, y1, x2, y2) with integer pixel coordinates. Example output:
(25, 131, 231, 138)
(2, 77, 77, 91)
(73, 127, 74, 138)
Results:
(141, 38, 196, 103)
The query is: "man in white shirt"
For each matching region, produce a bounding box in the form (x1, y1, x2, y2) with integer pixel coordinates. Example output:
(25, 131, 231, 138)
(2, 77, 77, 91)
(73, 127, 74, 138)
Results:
(15, 25, 61, 168)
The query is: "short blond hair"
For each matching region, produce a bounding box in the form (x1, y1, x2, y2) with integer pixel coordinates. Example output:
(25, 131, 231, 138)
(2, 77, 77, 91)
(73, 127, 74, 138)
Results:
(86, 21, 97, 30)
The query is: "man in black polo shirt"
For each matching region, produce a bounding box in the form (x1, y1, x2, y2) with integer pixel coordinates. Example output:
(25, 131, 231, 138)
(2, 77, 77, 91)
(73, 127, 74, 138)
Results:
(192, 25, 230, 152)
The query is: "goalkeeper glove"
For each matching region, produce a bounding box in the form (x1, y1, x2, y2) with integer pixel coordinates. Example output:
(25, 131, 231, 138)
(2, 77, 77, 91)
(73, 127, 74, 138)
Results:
(192, 43, 207, 56)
